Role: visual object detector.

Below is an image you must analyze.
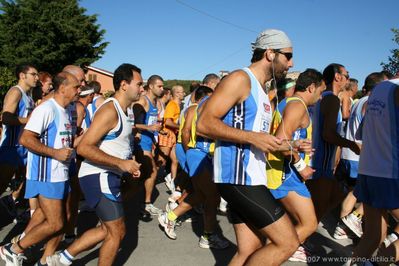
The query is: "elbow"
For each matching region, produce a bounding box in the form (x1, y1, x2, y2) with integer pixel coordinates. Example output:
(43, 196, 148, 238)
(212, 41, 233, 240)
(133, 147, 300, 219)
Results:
(196, 117, 208, 137)
(76, 144, 86, 158)
(19, 133, 27, 147)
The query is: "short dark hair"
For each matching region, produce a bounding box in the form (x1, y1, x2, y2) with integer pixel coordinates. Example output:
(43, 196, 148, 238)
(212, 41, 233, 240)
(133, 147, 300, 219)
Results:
(194, 86, 213, 102)
(202, 73, 219, 85)
(88, 80, 101, 94)
(190, 81, 200, 93)
(147, 75, 163, 86)
(251, 48, 266, 63)
(380, 70, 393, 79)
(323, 63, 345, 86)
(52, 72, 69, 92)
(15, 63, 36, 80)
(113, 63, 141, 91)
(295, 68, 323, 92)
(363, 72, 385, 94)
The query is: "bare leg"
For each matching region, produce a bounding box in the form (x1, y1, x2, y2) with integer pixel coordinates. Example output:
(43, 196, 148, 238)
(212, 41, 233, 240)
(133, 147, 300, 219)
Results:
(280, 191, 318, 243)
(246, 214, 299, 266)
(98, 217, 126, 266)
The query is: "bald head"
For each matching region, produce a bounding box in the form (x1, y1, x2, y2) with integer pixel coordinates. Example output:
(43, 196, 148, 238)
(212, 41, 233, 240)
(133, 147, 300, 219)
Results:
(63, 65, 85, 85)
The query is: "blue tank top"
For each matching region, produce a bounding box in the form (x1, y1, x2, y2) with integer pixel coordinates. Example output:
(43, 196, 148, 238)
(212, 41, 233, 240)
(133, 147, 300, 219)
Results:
(310, 90, 342, 178)
(141, 96, 159, 140)
(213, 68, 272, 186)
(358, 79, 399, 179)
(0, 86, 34, 147)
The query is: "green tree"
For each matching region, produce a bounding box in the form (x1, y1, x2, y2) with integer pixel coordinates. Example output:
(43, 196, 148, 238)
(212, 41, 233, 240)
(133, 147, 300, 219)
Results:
(381, 28, 399, 75)
(0, 0, 108, 73)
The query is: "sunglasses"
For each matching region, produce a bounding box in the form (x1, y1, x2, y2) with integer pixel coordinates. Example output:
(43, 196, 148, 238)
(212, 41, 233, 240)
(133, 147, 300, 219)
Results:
(274, 50, 293, 61)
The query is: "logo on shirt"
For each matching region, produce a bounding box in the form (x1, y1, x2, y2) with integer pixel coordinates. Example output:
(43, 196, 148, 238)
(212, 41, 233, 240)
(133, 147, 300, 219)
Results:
(263, 103, 271, 113)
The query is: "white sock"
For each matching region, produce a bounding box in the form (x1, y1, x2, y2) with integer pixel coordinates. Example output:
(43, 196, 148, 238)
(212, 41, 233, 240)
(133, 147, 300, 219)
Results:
(20, 232, 25, 239)
(59, 250, 74, 265)
(30, 209, 35, 217)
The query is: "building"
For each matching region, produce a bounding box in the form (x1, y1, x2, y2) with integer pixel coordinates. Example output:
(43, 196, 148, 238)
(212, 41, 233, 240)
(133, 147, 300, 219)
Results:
(85, 66, 114, 94)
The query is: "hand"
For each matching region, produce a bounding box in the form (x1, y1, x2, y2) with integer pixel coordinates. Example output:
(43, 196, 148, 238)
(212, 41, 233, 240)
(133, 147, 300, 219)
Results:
(54, 147, 73, 162)
(298, 165, 315, 181)
(119, 159, 141, 177)
(251, 132, 282, 153)
(293, 139, 314, 155)
(149, 124, 162, 132)
(349, 141, 361, 155)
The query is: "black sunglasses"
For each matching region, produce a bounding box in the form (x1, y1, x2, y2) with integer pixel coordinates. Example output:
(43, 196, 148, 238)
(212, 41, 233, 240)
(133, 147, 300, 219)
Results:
(274, 50, 293, 61)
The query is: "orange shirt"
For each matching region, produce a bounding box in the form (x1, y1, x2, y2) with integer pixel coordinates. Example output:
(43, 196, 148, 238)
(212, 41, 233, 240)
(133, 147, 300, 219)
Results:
(163, 100, 180, 132)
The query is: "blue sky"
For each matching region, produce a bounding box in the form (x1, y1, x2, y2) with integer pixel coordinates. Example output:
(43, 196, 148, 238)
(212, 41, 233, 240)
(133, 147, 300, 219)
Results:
(80, 0, 398, 86)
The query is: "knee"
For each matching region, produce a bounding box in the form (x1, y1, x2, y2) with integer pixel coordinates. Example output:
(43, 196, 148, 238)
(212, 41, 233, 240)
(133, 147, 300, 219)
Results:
(49, 219, 65, 234)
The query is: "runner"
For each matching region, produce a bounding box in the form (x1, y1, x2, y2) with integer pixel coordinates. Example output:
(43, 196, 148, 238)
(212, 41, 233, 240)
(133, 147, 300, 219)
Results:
(197, 29, 301, 265)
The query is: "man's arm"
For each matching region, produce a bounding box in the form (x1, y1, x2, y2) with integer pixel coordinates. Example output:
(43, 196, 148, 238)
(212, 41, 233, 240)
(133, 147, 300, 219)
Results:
(275, 102, 314, 180)
(341, 94, 351, 120)
(20, 130, 72, 162)
(132, 98, 162, 132)
(197, 70, 282, 153)
(1, 87, 28, 126)
(77, 102, 140, 175)
(321, 95, 359, 154)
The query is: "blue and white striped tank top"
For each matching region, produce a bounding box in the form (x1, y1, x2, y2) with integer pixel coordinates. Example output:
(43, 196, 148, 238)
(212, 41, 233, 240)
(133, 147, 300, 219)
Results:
(0, 85, 34, 147)
(213, 68, 272, 186)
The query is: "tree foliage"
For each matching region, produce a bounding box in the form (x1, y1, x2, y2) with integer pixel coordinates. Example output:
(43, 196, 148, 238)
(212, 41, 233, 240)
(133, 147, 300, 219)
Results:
(381, 28, 399, 76)
(0, 0, 108, 73)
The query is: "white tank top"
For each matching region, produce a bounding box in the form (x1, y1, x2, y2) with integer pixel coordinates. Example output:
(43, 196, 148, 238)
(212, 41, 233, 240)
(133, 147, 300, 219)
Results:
(341, 96, 368, 161)
(79, 98, 133, 176)
(358, 79, 399, 179)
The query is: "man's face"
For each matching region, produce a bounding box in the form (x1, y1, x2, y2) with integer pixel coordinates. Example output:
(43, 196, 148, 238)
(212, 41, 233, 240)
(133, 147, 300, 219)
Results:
(64, 76, 81, 103)
(22, 67, 39, 88)
(150, 79, 164, 97)
(272, 47, 293, 81)
(175, 87, 185, 101)
(338, 67, 350, 91)
(311, 81, 326, 105)
(127, 71, 144, 102)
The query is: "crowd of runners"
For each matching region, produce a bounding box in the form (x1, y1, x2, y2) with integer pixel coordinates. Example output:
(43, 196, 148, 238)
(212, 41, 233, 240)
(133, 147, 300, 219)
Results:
(0, 28, 398, 266)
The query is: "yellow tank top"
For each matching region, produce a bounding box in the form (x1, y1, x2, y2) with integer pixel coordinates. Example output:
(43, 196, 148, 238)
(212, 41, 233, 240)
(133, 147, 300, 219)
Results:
(177, 103, 197, 144)
(187, 104, 215, 154)
(266, 96, 312, 189)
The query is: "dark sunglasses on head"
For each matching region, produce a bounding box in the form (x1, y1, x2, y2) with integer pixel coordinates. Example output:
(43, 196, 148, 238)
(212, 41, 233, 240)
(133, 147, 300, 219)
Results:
(274, 50, 293, 61)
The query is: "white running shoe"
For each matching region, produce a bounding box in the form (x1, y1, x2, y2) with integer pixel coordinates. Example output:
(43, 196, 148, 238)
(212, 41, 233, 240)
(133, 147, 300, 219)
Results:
(0, 244, 26, 266)
(333, 223, 349, 240)
(288, 245, 308, 263)
(342, 213, 363, 238)
(198, 234, 230, 249)
(165, 201, 178, 212)
(218, 197, 228, 213)
(158, 212, 177, 240)
(383, 232, 399, 248)
(144, 203, 163, 216)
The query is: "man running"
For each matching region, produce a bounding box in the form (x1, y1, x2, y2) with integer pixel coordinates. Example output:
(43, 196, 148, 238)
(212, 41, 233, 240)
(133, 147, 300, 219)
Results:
(56, 63, 143, 266)
(197, 29, 300, 265)
(0, 71, 80, 266)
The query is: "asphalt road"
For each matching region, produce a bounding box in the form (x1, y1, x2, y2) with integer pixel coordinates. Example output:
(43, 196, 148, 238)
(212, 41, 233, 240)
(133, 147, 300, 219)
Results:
(0, 179, 354, 266)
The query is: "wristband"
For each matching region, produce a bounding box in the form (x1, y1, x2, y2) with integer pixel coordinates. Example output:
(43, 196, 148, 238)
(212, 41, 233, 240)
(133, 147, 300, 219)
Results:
(292, 158, 306, 172)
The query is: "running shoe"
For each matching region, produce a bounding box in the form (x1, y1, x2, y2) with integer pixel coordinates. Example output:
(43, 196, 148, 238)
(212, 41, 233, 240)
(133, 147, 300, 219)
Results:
(144, 203, 162, 216)
(165, 201, 178, 213)
(158, 212, 177, 240)
(164, 173, 175, 192)
(333, 222, 351, 240)
(342, 213, 363, 238)
(0, 243, 26, 266)
(383, 232, 399, 248)
(45, 253, 66, 266)
(198, 234, 230, 249)
(168, 191, 182, 203)
(288, 245, 308, 263)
